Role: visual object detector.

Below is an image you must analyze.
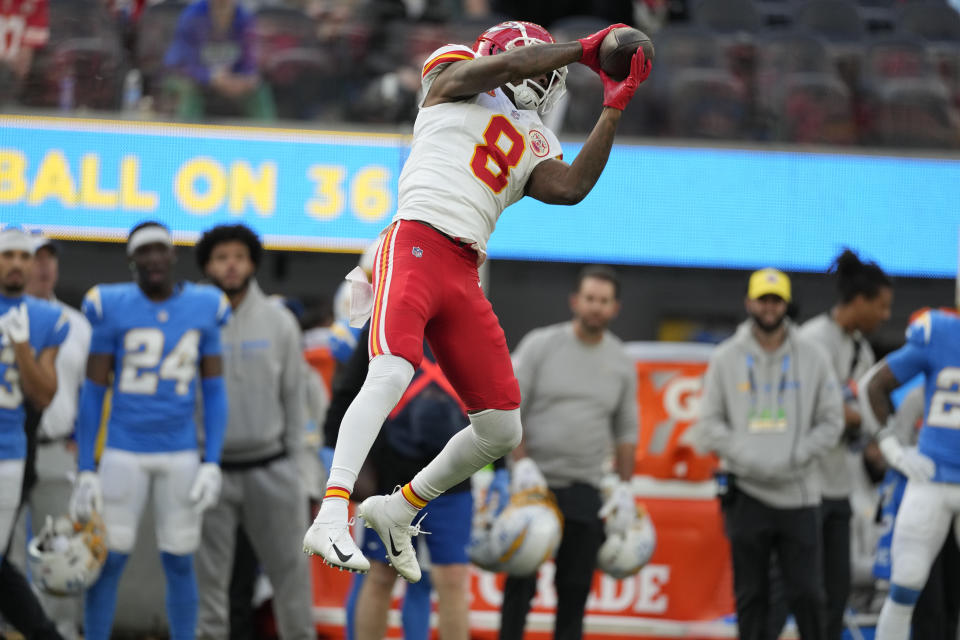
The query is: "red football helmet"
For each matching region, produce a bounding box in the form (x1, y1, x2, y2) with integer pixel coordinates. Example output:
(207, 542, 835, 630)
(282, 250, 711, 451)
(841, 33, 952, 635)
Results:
(473, 21, 567, 114)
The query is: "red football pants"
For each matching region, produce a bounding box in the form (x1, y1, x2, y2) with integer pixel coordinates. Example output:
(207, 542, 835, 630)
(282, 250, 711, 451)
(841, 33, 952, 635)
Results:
(368, 220, 520, 411)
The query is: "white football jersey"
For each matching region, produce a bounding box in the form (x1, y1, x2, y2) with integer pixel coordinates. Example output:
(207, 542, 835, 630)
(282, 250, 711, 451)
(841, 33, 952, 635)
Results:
(394, 44, 563, 263)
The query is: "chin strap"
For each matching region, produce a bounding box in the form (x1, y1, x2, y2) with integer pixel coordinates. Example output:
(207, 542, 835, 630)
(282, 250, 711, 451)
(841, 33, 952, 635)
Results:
(509, 82, 540, 110)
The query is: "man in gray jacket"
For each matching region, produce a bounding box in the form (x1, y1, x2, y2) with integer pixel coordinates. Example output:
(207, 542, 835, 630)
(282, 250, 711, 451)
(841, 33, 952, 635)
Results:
(193, 224, 314, 640)
(798, 249, 892, 640)
(688, 268, 843, 640)
(502, 265, 639, 640)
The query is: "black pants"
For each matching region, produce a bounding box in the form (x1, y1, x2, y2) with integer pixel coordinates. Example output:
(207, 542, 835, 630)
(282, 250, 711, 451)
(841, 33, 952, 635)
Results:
(820, 497, 851, 640)
(766, 498, 850, 640)
(913, 530, 960, 640)
(229, 527, 259, 640)
(499, 483, 605, 640)
(723, 491, 825, 640)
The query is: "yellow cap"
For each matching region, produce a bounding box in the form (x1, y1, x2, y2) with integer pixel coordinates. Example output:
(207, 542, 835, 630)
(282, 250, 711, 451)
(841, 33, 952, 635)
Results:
(748, 268, 791, 303)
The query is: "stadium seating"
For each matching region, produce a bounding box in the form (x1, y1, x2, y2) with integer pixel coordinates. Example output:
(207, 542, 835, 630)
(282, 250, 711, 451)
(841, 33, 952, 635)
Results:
(897, 2, 960, 43)
(134, 2, 188, 96)
(867, 76, 960, 147)
(862, 35, 936, 83)
(692, 0, 762, 35)
(755, 32, 836, 134)
(8, 0, 959, 149)
(252, 7, 336, 120)
(53, 37, 125, 110)
(857, 0, 898, 34)
(20, 0, 120, 107)
(667, 68, 749, 140)
(794, 0, 867, 42)
(753, 0, 797, 29)
(774, 71, 857, 144)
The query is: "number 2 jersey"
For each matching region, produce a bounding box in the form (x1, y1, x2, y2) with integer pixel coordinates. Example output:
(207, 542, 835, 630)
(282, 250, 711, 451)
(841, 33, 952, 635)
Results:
(82, 282, 230, 454)
(886, 309, 960, 481)
(395, 45, 563, 263)
(0, 295, 68, 460)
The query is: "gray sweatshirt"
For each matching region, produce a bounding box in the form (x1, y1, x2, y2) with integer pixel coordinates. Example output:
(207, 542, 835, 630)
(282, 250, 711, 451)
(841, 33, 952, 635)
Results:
(512, 322, 638, 489)
(799, 313, 875, 500)
(220, 280, 306, 465)
(690, 320, 844, 508)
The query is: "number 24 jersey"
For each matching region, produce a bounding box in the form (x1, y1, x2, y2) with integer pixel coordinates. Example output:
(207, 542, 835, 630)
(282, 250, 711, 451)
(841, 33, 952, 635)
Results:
(82, 282, 230, 454)
(395, 45, 563, 263)
(887, 309, 960, 479)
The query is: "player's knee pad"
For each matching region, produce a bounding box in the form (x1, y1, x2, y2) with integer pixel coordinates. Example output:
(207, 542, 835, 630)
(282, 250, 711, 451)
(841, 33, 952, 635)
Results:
(105, 524, 137, 554)
(367, 355, 416, 405)
(157, 523, 200, 556)
(889, 545, 936, 591)
(889, 583, 922, 606)
(469, 408, 522, 459)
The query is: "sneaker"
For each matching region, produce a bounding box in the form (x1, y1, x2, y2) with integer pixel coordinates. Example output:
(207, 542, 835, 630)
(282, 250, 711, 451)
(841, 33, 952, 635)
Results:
(359, 494, 426, 583)
(302, 518, 370, 574)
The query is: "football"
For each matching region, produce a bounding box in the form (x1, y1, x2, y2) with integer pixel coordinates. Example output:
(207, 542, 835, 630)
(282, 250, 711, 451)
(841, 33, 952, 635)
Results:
(598, 27, 655, 82)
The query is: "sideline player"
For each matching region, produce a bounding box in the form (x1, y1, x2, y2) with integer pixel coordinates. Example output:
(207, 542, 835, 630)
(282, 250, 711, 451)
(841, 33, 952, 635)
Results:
(861, 308, 960, 640)
(303, 20, 652, 582)
(69, 221, 230, 640)
(0, 225, 68, 640)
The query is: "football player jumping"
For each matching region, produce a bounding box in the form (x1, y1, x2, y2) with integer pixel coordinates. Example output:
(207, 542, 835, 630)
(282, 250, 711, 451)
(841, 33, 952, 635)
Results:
(303, 20, 652, 583)
(69, 222, 230, 640)
(861, 308, 960, 640)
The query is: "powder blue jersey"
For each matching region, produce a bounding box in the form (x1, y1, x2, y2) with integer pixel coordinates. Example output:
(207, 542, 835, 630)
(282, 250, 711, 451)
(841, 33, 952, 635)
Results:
(887, 310, 960, 482)
(0, 295, 69, 460)
(83, 282, 230, 454)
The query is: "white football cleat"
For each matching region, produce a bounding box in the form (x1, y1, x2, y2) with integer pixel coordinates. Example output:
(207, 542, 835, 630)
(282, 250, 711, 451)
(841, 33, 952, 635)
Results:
(302, 518, 370, 574)
(359, 494, 425, 583)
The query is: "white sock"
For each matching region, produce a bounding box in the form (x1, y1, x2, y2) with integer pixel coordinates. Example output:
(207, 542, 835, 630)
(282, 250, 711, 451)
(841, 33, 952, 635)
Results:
(315, 495, 349, 524)
(876, 598, 913, 640)
(315, 354, 414, 523)
(385, 487, 421, 524)
(409, 408, 522, 503)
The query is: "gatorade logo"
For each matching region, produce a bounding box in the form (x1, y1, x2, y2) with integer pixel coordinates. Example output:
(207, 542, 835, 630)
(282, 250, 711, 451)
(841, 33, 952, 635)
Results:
(662, 376, 703, 423)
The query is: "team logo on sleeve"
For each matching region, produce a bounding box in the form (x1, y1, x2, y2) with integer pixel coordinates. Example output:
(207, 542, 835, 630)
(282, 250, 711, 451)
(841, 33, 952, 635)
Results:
(529, 130, 550, 157)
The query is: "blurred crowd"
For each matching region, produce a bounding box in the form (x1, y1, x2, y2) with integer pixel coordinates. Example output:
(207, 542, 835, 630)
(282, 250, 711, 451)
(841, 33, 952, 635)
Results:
(2, 0, 960, 148)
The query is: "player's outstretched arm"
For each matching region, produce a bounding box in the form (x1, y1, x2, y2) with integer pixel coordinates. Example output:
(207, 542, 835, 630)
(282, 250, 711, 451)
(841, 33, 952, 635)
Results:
(425, 41, 582, 106)
(525, 50, 650, 205)
(525, 108, 620, 205)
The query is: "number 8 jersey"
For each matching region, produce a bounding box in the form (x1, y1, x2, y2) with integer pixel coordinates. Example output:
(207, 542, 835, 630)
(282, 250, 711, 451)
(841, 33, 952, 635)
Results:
(395, 44, 563, 263)
(82, 282, 231, 454)
(886, 309, 960, 481)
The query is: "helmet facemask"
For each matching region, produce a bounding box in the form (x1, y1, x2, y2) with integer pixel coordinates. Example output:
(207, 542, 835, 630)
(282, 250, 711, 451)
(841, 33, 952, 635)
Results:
(478, 24, 567, 115)
(506, 61, 567, 115)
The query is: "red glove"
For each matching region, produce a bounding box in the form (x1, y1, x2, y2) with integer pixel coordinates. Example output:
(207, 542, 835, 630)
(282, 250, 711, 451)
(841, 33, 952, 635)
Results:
(577, 23, 630, 74)
(601, 49, 652, 110)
